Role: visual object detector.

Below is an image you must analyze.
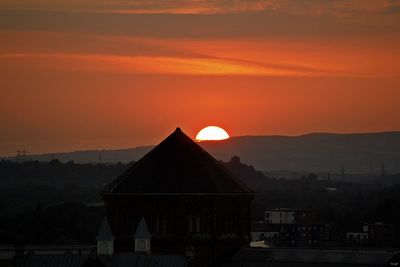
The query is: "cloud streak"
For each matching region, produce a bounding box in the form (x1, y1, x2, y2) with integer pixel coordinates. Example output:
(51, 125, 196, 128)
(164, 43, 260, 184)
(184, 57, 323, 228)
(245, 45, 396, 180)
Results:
(1, 0, 399, 15)
(1, 1, 399, 39)
(0, 0, 282, 14)
(2, 32, 398, 77)
(0, 52, 330, 77)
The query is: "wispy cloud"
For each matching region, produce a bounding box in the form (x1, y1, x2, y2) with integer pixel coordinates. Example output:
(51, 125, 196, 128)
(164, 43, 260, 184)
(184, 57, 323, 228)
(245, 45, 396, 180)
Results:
(2, 32, 398, 77)
(0, 0, 280, 14)
(1, 0, 399, 15)
(1, 7, 399, 40)
(0, 52, 321, 77)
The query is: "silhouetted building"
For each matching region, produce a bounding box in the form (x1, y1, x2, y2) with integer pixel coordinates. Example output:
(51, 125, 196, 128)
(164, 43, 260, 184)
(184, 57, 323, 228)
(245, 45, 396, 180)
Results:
(101, 128, 254, 265)
(11, 217, 187, 267)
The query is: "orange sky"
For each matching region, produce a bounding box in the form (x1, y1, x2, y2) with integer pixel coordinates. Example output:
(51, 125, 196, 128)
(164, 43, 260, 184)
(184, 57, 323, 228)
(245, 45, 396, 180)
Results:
(0, 0, 400, 155)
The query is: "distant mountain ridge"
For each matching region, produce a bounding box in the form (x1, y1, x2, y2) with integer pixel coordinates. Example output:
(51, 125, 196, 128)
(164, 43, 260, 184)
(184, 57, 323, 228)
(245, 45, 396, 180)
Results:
(203, 131, 400, 173)
(4, 131, 400, 174)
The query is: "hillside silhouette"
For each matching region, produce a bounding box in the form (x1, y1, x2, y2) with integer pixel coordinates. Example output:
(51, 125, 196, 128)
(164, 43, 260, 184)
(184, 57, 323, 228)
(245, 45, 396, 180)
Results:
(4, 131, 400, 174)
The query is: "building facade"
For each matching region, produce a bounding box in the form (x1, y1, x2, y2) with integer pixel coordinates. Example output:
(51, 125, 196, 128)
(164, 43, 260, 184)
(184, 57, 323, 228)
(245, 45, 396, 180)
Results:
(265, 209, 295, 224)
(101, 128, 254, 265)
(264, 209, 314, 225)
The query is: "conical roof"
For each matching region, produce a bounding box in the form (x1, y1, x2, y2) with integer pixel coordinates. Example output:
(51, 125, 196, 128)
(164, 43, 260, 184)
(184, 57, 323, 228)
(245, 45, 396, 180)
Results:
(96, 217, 114, 241)
(134, 218, 151, 239)
(103, 128, 253, 194)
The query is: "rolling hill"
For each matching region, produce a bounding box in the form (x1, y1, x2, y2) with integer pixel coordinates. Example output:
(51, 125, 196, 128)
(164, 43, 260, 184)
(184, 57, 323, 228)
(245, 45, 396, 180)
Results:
(4, 131, 400, 174)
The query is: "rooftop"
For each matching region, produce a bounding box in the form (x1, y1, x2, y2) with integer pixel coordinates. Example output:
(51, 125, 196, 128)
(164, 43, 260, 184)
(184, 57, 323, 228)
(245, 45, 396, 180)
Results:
(103, 128, 253, 195)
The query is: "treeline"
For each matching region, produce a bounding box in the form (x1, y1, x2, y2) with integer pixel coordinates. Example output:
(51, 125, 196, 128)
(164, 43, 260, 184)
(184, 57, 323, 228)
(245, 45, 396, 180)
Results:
(0, 159, 129, 215)
(0, 202, 103, 243)
(0, 159, 127, 243)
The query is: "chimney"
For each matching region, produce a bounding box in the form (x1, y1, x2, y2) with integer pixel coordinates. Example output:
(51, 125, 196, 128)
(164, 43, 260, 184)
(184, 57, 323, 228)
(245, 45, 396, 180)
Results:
(96, 217, 114, 255)
(134, 218, 151, 254)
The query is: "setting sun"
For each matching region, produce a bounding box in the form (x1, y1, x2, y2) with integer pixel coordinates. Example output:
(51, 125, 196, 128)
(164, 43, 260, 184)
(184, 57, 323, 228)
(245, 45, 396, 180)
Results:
(195, 126, 230, 141)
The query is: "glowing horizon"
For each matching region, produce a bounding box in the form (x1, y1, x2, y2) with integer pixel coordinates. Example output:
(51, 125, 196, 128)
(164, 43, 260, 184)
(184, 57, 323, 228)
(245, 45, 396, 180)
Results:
(0, 1, 399, 155)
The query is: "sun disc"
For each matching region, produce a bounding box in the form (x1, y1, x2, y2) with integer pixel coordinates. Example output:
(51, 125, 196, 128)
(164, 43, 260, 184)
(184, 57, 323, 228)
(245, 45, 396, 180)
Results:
(196, 126, 230, 141)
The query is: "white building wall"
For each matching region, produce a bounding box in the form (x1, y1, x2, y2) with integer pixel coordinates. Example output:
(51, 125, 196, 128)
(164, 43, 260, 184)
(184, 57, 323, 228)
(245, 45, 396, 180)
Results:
(265, 210, 295, 224)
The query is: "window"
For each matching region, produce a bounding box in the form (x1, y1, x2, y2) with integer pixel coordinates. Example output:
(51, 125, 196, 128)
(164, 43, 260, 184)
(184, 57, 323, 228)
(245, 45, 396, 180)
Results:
(135, 239, 148, 252)
(161, 217, 167, 233)
(155, 217, 160, 233)
(98, 241, 112, 254)
(195, 216, 200, 233)
(187, 216, 193, 233)
(187, 215, 202, 233)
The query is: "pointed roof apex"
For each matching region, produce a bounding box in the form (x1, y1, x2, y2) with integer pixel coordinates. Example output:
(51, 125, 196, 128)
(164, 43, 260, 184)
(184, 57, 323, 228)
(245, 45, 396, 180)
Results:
(96, 217, 114, 241)
(103, 128, 253, 194)
(134, 218, 151, 239)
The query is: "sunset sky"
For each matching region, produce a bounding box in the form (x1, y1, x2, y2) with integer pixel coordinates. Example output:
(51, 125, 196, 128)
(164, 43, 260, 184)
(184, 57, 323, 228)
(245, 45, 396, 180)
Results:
(1, 0, 400, 156)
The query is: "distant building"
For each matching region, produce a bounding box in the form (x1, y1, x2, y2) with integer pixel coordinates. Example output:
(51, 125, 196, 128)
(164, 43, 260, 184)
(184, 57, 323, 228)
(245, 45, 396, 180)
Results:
(265, 209, 295, 224)
(101, 128, 254, 265)
(252, 209, 328, 247)
(264, 208, 314, 224)
(347, 222, 396, 247)
(347, 231, 369, 245)
(252, 222, 328, 247)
